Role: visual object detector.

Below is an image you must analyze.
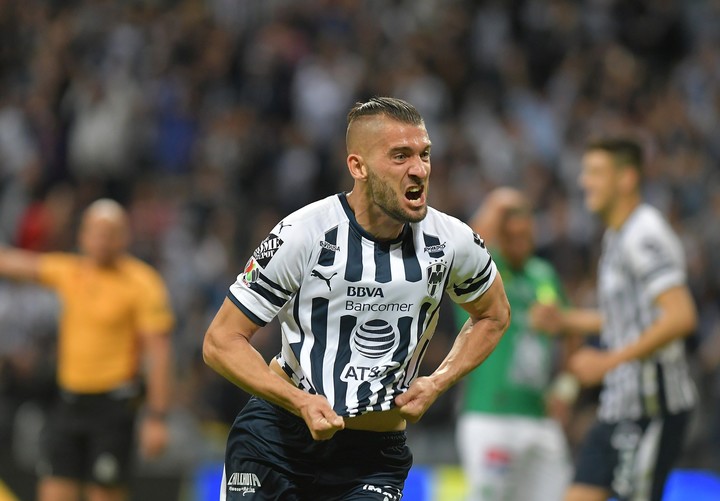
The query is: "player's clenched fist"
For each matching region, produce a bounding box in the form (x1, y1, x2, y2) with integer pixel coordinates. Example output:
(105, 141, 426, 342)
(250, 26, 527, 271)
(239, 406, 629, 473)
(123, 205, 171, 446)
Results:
(298, 394, 345, 440)
(394, 376, 440, 423)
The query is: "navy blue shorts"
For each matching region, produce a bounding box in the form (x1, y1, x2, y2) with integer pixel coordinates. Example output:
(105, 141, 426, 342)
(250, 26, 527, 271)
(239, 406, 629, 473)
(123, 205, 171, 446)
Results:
(221, 397, 412, 500)
(573, 411, 691, 501)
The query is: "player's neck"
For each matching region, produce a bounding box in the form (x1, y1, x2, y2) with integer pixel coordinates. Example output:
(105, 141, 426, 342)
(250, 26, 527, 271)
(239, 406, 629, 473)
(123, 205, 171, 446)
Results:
(345, 191, 405, 241)
(606, 195, 641, 230)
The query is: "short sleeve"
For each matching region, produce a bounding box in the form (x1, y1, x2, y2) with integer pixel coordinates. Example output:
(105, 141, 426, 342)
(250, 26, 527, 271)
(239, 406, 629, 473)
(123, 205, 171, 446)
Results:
(625, 223, 686, 301)
(136, 269, 175, 336)
(228, 221, 309, 326)
(446, 222, 497, 304)
(37, 253, 76, 288)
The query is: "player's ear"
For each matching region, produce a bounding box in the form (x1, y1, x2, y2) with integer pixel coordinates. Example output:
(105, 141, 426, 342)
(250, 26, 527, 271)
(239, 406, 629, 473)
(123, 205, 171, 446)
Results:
(347, 154, 368, 181)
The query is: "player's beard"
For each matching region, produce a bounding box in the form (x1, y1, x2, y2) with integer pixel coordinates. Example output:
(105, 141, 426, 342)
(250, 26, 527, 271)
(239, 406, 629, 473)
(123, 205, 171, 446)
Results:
(367, 168, 427, 224)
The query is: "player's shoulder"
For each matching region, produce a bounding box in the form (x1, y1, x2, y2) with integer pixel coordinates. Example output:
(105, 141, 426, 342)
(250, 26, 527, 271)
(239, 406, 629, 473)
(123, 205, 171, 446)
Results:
(271, 194, 346, 240)
(622, 204, 678, 246)
(418, 207, 487, 251)
(420, 207, 475, 238)
(423, 206, 464, 227)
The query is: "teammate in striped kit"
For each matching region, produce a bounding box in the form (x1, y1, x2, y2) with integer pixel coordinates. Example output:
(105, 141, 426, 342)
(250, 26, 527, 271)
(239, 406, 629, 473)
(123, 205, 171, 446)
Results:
(531, 138, 697, 501)
(203, 97, 510, 500)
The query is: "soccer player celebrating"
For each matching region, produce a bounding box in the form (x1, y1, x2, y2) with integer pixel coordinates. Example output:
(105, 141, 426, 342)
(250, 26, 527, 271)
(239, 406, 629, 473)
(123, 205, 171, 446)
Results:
(203, 97, 510, 500)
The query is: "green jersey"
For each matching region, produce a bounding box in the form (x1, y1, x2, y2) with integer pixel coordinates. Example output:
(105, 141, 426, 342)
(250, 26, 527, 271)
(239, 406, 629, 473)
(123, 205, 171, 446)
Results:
(456, 251, 567, 417)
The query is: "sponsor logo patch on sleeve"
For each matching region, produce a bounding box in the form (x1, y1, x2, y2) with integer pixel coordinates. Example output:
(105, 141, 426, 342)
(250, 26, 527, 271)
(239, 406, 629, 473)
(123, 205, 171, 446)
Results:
(252, 233, 284, 267)
(241, 258, 260, 286)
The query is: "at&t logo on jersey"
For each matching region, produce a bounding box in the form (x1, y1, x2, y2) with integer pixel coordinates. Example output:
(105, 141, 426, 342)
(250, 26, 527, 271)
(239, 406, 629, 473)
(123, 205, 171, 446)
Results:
(341, 320, 400, 382)
(227, 472, 261, 496)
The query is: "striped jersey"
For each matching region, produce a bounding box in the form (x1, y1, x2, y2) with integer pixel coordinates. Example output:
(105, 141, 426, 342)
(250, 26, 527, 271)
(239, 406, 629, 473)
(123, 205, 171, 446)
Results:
(228, 193, 497, 417)
(596, 204, 696, 422)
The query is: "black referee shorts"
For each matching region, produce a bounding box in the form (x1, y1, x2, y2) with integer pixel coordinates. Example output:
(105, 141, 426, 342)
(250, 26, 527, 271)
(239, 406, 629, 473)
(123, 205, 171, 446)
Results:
(39, 389, 139, 486)
(222, 397, 412, 501)
(573, 410, 691, 501)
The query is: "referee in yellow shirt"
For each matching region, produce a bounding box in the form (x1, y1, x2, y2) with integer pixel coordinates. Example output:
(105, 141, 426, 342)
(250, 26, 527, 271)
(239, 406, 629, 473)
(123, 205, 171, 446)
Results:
(0, 199, 174, 501)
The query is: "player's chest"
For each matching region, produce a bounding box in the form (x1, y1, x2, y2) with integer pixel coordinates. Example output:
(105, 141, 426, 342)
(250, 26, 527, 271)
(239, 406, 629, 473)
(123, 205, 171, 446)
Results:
(598, 248, 632, 297)
(305, 237, 451, 306)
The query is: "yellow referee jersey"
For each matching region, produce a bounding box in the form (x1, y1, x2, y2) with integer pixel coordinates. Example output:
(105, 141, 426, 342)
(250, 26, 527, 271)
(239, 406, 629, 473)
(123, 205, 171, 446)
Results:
(38, 253, 174, 393)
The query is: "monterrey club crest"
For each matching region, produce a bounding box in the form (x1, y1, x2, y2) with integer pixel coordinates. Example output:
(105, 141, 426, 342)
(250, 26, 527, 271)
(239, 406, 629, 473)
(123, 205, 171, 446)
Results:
(426, 262, 448, 296)
(252, 233, 284, 267)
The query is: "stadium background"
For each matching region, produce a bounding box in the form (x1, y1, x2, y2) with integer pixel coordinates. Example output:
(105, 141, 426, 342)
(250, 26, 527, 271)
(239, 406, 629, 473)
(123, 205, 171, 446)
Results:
(0, 0, 719, 499)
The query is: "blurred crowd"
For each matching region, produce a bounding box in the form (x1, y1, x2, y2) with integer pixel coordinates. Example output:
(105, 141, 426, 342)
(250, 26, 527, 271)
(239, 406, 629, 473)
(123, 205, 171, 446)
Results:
(1, 0, 719, 484)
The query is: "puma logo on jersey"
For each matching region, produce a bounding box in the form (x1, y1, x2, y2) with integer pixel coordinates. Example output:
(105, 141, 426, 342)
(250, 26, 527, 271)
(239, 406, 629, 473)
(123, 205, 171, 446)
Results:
(227, 472, 261, 495)
(277, 221, 292, 233)
(311, 270, 337, 291)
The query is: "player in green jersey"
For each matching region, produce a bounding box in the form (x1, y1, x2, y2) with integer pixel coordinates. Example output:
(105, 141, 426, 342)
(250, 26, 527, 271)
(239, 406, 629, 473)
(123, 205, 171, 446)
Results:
(455, 188, 577, 501)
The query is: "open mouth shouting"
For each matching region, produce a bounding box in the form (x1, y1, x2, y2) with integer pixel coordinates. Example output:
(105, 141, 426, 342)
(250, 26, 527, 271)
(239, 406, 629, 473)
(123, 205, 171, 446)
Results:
(405, 184, 426, 208)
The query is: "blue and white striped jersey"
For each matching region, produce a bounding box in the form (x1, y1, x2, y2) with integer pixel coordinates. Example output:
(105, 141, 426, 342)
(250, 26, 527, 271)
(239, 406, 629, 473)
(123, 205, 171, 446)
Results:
(228, 193, 497, 417)
(597, 204, 696, 422)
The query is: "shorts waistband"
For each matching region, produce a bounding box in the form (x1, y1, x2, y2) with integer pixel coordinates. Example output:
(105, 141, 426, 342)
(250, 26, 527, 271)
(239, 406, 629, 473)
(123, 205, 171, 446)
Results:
(258, 397, 406, 444)
(338, 427, 407, 446)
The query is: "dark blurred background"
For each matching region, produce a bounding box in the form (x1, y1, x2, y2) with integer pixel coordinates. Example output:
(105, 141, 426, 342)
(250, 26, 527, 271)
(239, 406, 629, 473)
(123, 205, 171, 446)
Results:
(0, 0, 719, 499)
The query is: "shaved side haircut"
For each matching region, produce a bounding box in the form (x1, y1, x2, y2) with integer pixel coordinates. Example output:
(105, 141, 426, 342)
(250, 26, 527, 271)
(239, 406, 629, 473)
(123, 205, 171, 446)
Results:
(346, 97, 424, 152)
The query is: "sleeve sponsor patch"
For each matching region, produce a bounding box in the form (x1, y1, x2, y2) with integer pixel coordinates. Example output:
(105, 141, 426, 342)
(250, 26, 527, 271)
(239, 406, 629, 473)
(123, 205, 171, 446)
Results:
(252, 233, 284, 267)
(241, 258, 260, 286)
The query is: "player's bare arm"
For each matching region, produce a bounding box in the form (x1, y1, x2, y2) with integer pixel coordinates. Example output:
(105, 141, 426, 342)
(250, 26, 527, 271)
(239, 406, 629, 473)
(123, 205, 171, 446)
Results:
(203, 297, 344, 440)
(529, 303, 603, 336)
(0, 246, 42, 282)
(570, 285, 697, 386)
(395, 274, 510, 422)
